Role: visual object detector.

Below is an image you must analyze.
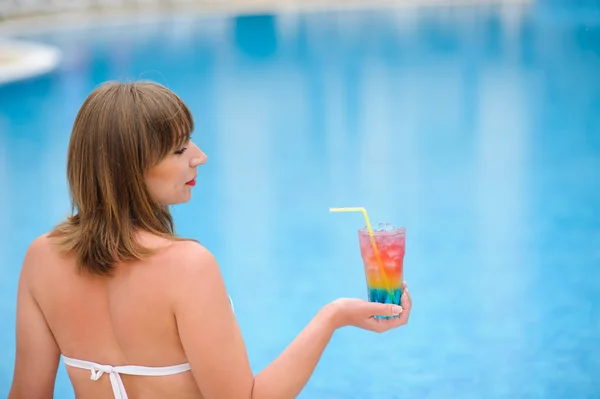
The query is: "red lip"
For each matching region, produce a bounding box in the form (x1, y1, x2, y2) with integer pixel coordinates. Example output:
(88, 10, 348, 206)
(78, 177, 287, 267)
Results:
(186, 178, 196, 186)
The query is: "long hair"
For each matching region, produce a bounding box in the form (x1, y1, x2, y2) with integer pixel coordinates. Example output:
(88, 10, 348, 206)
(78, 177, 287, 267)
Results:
(49, 81, 194, 276)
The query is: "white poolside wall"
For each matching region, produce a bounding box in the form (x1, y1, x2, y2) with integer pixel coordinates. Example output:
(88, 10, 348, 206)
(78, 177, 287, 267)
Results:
(0, 0, 218, 19)
(0, 0, 530, 20)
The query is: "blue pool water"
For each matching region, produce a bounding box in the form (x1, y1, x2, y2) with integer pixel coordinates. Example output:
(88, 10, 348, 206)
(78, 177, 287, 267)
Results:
(1, 2, 599, 398)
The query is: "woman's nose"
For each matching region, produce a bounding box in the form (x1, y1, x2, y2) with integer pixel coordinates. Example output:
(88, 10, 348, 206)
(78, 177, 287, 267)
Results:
(190, 143, 207, 167)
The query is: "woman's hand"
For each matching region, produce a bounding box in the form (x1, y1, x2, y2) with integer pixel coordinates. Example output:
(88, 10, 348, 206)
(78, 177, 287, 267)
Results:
(329, 282, 412, 333)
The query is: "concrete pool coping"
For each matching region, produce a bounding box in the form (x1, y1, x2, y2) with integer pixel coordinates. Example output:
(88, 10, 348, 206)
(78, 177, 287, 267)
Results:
(0, 39, 61, 86)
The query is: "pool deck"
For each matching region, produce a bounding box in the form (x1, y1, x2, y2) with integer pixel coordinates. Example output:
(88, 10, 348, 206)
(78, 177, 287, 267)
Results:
(0, 39, 61, 86)
(0, 0, 531, 85)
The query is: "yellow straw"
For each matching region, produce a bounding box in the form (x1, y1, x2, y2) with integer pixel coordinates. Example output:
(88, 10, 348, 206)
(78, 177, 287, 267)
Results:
(329, 207, 395, 301)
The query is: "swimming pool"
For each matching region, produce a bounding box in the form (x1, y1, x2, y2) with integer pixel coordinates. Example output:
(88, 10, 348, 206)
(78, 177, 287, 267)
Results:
(1, 2, 599, 398)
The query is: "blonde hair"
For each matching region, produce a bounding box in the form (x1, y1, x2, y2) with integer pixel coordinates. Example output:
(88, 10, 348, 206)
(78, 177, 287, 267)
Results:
(49, 81, 194, 275)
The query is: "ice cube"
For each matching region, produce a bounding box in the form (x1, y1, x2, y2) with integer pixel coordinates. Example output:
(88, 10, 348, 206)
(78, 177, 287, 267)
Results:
(374, 222, 395, 232)
(386, 245, 405, 260)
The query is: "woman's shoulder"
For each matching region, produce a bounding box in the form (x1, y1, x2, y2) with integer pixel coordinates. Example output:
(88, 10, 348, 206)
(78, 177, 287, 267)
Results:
(151, 239, 224, 301)
(19, 233, 65, 281)
(141, 234, 218, 272)
(25, 232, 58, 258)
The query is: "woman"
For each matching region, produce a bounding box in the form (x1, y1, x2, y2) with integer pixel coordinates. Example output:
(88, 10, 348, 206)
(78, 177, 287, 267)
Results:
(8, 81, 412, 399)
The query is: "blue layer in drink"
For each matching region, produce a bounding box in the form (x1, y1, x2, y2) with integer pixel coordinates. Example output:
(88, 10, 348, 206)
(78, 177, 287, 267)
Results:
(368, 288, 402, 319)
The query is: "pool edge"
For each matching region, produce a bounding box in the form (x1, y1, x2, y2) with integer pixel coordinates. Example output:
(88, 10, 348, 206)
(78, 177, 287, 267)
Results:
(0, 40, 62, 86)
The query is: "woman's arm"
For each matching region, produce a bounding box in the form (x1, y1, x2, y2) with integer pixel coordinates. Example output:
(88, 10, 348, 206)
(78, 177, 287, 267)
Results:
(9, 237, 60, 399)
(251, 303, 337, 399)
(170, 241, 411, 399)
(251, 294, 411, 399)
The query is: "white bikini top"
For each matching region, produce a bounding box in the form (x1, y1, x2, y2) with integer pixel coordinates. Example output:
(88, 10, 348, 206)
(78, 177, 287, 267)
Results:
(63, 296, 234, 399)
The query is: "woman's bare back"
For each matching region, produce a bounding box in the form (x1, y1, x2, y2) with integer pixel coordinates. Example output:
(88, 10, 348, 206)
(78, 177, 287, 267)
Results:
(27, 233, 203, 399)
(9, 81, 413, 399)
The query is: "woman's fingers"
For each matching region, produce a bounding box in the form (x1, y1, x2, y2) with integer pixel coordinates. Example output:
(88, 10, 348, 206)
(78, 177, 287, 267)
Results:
(364, 301, 403, 318)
